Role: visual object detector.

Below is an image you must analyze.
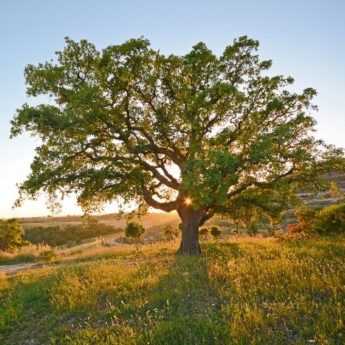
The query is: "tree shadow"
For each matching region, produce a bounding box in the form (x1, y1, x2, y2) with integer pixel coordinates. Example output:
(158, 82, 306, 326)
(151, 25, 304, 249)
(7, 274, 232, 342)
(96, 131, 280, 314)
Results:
(1, 246, 235, 344)
(0, 272, 60, 345)
(132, 254, 231, 345)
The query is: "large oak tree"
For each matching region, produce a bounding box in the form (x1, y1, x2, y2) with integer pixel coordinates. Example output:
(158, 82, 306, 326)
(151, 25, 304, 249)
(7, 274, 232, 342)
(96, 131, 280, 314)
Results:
(11, 36, 344, 254)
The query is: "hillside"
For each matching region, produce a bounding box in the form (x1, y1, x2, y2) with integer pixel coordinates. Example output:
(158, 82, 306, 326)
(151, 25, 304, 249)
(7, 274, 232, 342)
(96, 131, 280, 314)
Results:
(1, 236, 344, 345)
(19, 212, 179, 229)
(16, 212, 180, 248)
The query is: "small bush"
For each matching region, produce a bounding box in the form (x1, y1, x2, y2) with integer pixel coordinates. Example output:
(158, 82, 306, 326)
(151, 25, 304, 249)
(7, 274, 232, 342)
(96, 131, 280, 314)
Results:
(210, 226, 221, 239)
(0, 219, 25, 251)
(314, 203, 345, 234)
(125, 222, 145, 240)
(38, 249, 57, 262)
(164, 225, 179, 240)
(199, 228, 209, 239)
(286, 206, 316, 237)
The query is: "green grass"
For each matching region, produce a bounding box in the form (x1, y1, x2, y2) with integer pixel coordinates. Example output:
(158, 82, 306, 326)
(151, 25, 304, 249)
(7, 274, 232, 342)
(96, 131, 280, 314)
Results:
(1, 236, 345, 344)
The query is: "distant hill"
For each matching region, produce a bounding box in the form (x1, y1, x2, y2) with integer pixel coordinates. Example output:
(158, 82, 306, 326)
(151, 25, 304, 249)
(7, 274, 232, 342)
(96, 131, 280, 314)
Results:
(19, 211, 179, 230)
(298, 172, 345, 208)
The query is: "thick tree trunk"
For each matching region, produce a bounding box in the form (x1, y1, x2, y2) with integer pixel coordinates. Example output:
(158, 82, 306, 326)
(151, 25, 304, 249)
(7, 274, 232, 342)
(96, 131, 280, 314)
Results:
(177, 208, 204, 256)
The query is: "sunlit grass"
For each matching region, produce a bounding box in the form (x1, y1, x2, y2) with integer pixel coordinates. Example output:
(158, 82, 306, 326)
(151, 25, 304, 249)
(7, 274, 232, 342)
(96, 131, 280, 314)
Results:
(0, 243, 53, 265)
(1, 236, 344, 344)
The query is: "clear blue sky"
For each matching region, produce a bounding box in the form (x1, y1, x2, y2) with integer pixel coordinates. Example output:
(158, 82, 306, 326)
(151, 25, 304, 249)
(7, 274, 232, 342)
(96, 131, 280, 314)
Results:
(1, 0, 344, 217)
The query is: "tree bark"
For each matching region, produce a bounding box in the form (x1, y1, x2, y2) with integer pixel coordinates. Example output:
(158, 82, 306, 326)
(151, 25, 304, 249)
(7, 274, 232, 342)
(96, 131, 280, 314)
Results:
(177, 207, 204, 256)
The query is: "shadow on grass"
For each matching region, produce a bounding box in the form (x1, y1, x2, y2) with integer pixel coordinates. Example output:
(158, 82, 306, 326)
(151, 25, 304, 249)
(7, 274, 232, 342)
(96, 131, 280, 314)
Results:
(0, 273, 60, 345)
(135, 255, 230, 345)
(1, 246, 233, 345)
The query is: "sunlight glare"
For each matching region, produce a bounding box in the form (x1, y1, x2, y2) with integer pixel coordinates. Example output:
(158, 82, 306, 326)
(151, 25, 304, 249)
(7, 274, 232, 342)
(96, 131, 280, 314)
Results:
(184, 197, 192, 206)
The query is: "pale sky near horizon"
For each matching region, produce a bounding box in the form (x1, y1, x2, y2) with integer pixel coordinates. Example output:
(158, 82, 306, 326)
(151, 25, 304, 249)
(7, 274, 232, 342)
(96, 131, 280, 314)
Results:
(1, 0, 345, 218)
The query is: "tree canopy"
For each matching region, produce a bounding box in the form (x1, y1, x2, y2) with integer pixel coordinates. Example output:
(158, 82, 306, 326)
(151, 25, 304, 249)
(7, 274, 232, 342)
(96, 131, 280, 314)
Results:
(11, 36, 344, 254)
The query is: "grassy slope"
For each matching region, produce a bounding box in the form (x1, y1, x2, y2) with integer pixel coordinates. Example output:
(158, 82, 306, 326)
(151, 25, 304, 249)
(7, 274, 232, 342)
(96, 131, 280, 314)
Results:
(0, 236, 345, 345)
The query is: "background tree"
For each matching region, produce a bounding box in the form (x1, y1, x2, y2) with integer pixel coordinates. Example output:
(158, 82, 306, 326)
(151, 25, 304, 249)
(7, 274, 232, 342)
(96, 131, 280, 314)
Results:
(11, 36, 344, 255)
(0, 219, 25, 251)
(210, 226, 221, 240)
(125, 222, 145, 241)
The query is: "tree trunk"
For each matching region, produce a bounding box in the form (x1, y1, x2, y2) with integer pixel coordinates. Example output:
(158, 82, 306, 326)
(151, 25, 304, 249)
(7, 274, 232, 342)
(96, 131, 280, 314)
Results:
(177, 208, 204, 256)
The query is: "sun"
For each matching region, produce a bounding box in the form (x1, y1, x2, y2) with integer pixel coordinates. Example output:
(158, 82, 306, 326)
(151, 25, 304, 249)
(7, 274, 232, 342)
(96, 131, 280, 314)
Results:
(184, 197, 192, 206)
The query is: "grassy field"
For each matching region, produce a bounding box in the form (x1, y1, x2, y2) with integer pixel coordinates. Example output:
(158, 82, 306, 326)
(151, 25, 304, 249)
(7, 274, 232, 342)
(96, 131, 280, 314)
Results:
(0, 236, 345, 345)
(0, 212, 181, 265)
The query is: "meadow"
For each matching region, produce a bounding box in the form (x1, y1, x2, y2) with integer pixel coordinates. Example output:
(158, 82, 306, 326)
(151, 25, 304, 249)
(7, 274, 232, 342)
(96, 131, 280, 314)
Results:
(0, 213, 180, 265)
(1, 235, 344, 345)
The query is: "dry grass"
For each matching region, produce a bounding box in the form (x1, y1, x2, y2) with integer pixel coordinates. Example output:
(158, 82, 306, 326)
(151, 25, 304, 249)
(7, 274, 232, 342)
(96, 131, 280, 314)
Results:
(0, 243, 53, 265)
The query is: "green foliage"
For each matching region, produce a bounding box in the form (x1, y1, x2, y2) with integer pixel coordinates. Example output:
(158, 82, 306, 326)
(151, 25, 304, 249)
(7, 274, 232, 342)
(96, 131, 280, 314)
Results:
(210, 226, 221, 239)
(314, 203, 345, 234)
(287, 205, 316, 236)
(10, 35, 344, 229)
(81, 215, 100, 228)
(125, 222, 145, 239)
(328, 181, 344, 199)
(24, 223, 119, 247)
(0, 219, 25, 251)
(295, 205, 316, 225)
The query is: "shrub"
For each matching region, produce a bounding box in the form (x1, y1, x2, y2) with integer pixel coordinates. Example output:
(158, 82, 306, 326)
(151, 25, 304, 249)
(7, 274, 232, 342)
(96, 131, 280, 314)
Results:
(314, 203, 345, 234)
(210, 226, 221, 239)
(0, 219, 25, 251)
(38, 249, 57, 262)
(164, 225, 179, 240)
(24, 223, 119, 247)
(199, 228, 209, 239)
(247, 222, 259, 236)
(286, 206, 316, 236)
(81, 214, 99, 228)
(125, 222, 145, 240)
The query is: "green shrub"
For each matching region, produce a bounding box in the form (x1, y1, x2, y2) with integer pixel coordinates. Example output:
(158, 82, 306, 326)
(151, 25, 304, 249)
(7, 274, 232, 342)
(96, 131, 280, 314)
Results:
(210, 226, 221, 239)
(24, 223, 120, 247)
(314, 203, 345, 234)
(0, 219, 25, 251)
(125, 222, 145, 240)
(286, 205, 316, 236)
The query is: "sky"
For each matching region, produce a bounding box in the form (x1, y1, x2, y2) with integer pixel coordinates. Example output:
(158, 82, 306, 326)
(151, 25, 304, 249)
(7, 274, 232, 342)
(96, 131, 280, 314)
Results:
(1, 0, 345, 218)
